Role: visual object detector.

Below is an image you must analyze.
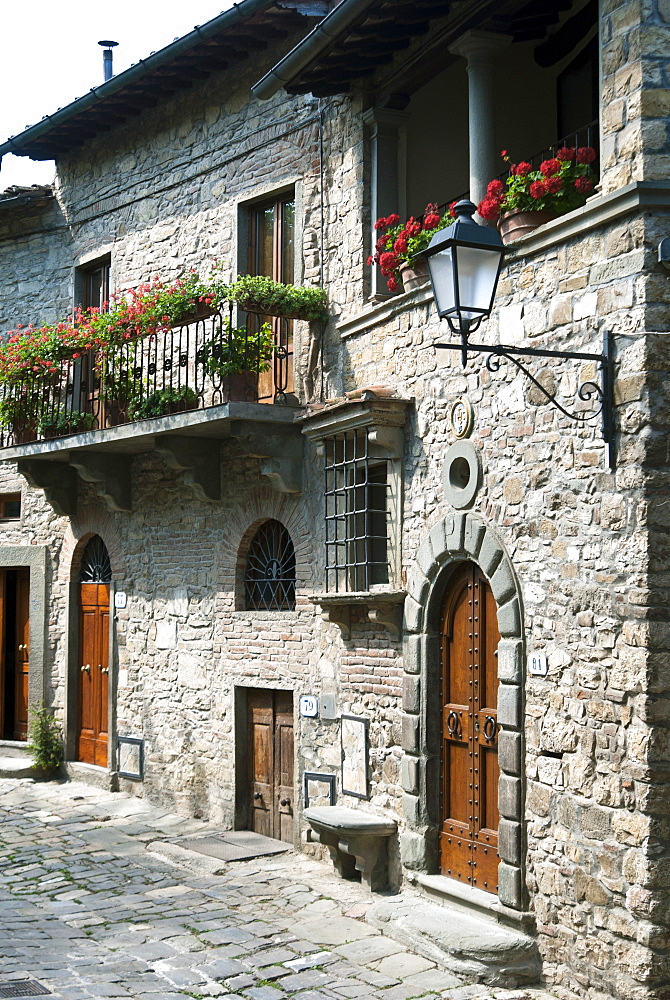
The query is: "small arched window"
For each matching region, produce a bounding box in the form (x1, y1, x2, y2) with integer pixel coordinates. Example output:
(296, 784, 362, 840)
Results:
(79, 536, 112, 583)
(244, 520, 296, 611)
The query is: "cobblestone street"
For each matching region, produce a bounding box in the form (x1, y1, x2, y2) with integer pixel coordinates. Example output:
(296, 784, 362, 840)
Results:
(0, 778, 558, 1000)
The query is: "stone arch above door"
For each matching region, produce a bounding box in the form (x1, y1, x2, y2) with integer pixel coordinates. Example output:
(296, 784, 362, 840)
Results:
(400, 511, 527, 916)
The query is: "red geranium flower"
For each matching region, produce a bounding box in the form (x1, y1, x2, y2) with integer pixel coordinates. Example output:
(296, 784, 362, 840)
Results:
(487, 179, 505, 197)
(449, 200, 459, 218)
(574, 177, 594, 193)
(540, 158, 562, 177)
(394, 234, 409, 253)
(423, 213, 441, 230)
(500, 149, 508, 157)
(386, 213, 400, 227)
(544, 176, 563, 193)
(556, 147, 575, 161)
(529, 180, 547, 199)
(576, 146, 596, 164)
(374, 217, 388, 230)
(513, 162, 532, 177)
(387, 277, 398, 293)
(477, 197, 502, 221)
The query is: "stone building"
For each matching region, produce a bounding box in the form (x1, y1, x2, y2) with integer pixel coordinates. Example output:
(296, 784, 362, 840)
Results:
(0, 0, 669, 997)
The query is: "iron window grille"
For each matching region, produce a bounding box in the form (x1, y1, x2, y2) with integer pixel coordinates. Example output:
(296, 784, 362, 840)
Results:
(324, 428, 390, 593)
(244, 520, 296, 611)
(79, 535, 112, 583)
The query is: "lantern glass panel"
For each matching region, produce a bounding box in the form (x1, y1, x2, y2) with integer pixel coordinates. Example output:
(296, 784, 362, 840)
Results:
(454, 245, 501, 318)
(427, 246, 456, 317)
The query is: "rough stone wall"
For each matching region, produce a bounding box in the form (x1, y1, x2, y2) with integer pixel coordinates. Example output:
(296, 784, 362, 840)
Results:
(0, 197, 73, 332)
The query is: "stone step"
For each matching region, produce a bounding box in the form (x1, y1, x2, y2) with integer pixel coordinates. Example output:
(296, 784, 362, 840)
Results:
(0, 752, 36, 779)
(367, 894, 540, 988)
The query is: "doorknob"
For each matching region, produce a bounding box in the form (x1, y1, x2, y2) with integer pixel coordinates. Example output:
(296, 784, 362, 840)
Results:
(100, 666, 109, 674)
(280, 798, 291, 807)
(18, 644, 26, 650)
(254, 792, 262, 800)
(81, 664, 90, 673)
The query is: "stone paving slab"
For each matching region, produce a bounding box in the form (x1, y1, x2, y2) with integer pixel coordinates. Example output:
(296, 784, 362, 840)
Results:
(0, 777, 561, 1000)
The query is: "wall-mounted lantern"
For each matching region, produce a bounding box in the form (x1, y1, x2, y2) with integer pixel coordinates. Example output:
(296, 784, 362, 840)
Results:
(424, 199, 615, 468)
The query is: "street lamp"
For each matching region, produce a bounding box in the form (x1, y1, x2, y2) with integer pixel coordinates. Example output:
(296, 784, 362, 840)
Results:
(425, 200, 615, 468)
(423, 199, 506, 363)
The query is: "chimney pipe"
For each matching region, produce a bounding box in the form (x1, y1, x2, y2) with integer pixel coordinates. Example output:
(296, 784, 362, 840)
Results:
(98, 40, 119, 82)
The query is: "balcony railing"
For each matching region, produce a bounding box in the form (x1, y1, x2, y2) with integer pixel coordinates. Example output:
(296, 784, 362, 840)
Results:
(496, 120, 600, 183)
(0, 305, 294, 449)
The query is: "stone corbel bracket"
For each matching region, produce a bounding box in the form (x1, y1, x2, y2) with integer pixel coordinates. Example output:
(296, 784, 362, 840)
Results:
(155, 436, 222, 502)
(68, 452, 132, 512)
(309, 591, 406, 638)
(229, 419, 303, 493)
(17, 459, 78, 518)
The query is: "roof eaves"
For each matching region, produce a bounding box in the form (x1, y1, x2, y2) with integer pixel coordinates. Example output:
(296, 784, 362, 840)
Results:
(0, 0, 273, 160)
(251, 0, 375, 99)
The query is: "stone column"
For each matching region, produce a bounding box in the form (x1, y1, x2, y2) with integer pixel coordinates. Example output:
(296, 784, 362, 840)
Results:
(449, 31, 511, 208)
(363, 107, 408, 298)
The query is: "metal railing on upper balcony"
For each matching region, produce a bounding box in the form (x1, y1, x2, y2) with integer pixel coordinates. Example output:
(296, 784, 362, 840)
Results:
(0, 304, 294, 449)
(496, 121, 600, 183)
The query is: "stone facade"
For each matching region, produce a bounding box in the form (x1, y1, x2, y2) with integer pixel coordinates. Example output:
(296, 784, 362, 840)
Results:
(0, 0, 669, 998)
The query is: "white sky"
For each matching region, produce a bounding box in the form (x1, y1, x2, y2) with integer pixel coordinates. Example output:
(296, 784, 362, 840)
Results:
(0, 0, 236, 191)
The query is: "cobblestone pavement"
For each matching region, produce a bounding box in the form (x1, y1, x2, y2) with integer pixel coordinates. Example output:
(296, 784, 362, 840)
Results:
(0, 778, 559, 1000)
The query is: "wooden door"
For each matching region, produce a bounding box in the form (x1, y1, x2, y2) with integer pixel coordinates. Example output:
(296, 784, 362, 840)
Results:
(77, 583, 110, 766)
(440, 563, 500, 893)
(13, 569, 30, 740)
(248, 689, 294, 842)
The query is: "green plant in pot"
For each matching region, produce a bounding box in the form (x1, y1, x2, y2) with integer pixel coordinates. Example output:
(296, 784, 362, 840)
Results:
(197, 319, 276, 378)
(0, 390, 39, 443)
(128, 385, 198, 420)
(27, 703, 63, 778)
(38, 409, 95, 438)
(229, 275, 328, 322)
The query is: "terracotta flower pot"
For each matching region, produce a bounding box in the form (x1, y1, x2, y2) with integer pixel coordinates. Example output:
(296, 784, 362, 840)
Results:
(498, 210, 558, 244)
(227, 371, 259, 403)
(399, 259, 429, 292)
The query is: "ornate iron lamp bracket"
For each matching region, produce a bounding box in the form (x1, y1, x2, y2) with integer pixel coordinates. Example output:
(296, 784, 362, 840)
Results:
(434, 330, 615, 469)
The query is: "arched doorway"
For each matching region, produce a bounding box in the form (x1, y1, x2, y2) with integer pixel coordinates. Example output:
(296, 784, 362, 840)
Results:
(440, 561, 500, 894)
(77, 536, 111, 766)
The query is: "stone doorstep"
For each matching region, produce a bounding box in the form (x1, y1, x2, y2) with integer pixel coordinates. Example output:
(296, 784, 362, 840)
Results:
(0, 754, 36, 779)
(366, 895, 540, 989)
(63, 761, 118, 791)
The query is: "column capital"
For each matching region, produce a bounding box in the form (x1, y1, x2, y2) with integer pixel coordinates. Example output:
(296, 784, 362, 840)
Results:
(362, 106, 410, 132)
(449, 29, 512, 62)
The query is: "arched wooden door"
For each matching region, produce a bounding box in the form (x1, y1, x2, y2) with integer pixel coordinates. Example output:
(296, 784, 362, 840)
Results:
(77, 537, 111, 766)
(440, 562, 500, 893)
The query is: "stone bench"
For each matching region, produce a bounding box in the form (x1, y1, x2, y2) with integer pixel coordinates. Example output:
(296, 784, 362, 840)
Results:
(304, 805, 397, 891)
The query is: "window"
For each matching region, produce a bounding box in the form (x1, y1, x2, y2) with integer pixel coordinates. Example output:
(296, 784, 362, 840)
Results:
(325, 429, 390, 593)
(244, 520, 296, 611)
(0, 493, 21, 520)
(248, 192, 295, 403)
(77, 256, 111, 311)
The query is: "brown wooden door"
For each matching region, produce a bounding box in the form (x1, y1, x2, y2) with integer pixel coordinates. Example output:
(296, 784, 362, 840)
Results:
(248, 689, 294, 842)
(77, 583, 110, 766)
(440, 563, 500, 893)
(13, 569, 30, 740)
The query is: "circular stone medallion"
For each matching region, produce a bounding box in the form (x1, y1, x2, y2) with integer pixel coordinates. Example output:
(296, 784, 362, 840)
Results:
(449, 397, 474, 439)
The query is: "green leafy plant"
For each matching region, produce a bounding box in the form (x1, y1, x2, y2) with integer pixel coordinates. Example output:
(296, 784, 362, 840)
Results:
(367, 203, 456, 292)
(128, 385, 198, 420)
(38, 409, 95, 437)
(477, 146, 597, 220)
(228, 274, 328, 322)
(197, 320, 275, 377)
(27, 704, 63, 776)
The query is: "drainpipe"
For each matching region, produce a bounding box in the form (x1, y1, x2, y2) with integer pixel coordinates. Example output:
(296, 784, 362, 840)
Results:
(449, 30, 511, 209)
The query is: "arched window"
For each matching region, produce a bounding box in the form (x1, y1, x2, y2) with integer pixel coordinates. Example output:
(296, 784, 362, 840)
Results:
(79, 536, 112, 583)
(244, 520, 295, 611)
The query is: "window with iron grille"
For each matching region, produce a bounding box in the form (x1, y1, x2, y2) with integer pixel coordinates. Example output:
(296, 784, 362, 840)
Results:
(324, 428, 391, 593)
(244, 520, 296, 611)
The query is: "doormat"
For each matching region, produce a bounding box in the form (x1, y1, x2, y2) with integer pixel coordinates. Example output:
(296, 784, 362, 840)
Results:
(0, 983, 51, 998)
(173, 830, 290, 862)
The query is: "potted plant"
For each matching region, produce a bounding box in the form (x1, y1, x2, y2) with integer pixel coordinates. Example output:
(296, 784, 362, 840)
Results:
(478, 147, 597, 243)
(367, 203, 456, 292)
(197, 319, 275, 402)
(128, 386, 198, 421)
(228, 275, 328, 322)
(38, 409, 95, 439)
(0, 390, 38, 444)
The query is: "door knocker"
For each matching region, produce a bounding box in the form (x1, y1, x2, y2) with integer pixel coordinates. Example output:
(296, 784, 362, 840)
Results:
(483, 715, 498, 743)
(446, 710, 462, 739)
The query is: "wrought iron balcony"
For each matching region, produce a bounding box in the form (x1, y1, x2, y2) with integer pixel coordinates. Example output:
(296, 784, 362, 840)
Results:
(0, 306, 295, 449)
